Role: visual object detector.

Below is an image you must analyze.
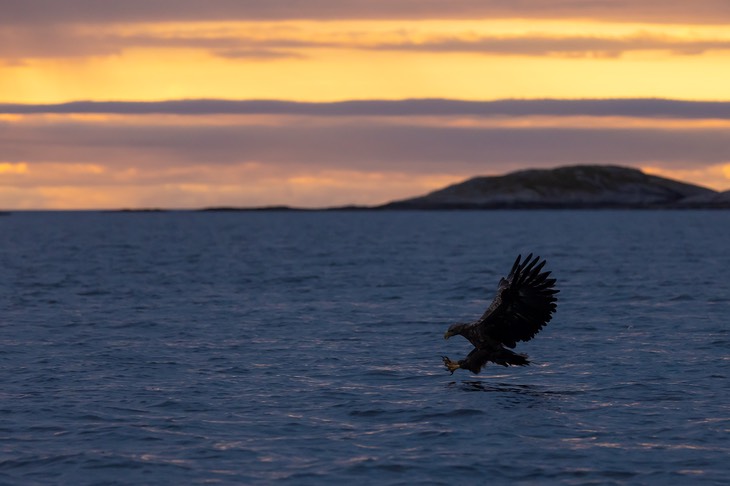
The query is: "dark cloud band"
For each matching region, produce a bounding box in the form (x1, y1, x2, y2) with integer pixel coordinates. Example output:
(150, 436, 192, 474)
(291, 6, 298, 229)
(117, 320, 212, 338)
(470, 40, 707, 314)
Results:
(2, 117, 729, 172)
(3, 98, 730, 119)
(4, 29, 730, 62)
(2, 0, 730, 24)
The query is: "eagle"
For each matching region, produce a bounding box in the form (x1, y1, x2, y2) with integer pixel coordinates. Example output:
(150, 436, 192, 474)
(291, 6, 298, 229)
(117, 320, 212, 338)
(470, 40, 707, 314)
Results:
(443, 253, 558, 374)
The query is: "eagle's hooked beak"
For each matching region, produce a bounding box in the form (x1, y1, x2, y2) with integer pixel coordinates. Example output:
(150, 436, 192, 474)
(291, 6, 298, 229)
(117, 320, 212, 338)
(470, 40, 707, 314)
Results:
(444, 330, 454, 340)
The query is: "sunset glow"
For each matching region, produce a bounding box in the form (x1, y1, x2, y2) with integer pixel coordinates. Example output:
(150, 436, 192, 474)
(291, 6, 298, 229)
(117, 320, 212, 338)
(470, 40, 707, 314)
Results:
(5, 19, 730, 103)
(2, 1, 730, 208)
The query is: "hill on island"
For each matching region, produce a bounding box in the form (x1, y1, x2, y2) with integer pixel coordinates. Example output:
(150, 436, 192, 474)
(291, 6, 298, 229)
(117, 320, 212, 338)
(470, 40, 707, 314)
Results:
(380, 165, 726, 209)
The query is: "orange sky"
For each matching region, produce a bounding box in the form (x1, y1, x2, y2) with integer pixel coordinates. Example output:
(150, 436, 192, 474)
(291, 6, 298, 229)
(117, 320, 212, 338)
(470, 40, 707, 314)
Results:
(2, 1, 730, 208)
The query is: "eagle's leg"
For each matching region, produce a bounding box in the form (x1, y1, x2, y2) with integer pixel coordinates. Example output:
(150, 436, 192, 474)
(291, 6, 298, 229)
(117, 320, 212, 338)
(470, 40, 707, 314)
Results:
(444, 349, 493, 374)
(442, 356, 460, 374)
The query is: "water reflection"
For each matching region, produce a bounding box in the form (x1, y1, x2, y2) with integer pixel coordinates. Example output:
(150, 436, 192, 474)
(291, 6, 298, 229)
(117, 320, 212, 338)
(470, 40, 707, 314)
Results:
(452, 380, 539, 394)
(448, 380, 583, 397)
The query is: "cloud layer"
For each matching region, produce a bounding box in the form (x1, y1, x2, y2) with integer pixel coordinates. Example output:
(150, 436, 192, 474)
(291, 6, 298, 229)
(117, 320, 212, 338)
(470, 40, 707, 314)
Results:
(2, 103, 730, 208)
(4, 26, 730, 62)
(4, 6, 730, 103)
(3, 116, 729, 170)
(4, 99, 730, 119)
(3, 0, 730, 24)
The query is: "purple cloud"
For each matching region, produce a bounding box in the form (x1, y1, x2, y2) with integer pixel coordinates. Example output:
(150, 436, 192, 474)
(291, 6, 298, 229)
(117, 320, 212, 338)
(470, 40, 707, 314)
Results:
(4, 27, 730, 62)
(3, 99, 730, 119)
(2, 0, 729, 24)
(2, 116, 729, 172)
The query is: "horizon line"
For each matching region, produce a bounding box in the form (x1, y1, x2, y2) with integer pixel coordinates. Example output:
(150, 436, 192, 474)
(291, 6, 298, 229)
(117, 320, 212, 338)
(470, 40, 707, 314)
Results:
(1, 164, 726, 212)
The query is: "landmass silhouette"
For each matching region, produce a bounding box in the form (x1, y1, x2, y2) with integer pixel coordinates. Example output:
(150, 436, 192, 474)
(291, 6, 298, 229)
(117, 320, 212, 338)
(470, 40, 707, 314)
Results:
(203, 164, 730, 211)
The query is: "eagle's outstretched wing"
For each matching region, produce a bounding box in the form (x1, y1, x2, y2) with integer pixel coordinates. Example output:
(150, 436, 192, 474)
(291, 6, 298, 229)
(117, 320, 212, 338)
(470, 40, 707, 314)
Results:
(476, 253, 558, 348)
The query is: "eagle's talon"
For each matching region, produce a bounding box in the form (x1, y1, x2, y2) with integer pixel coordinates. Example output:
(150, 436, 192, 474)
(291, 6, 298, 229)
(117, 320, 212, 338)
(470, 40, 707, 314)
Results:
(442, 356, 460, 374)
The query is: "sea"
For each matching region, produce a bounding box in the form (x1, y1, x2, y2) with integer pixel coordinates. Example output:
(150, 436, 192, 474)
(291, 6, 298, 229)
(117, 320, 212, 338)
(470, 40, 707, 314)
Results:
(0, 210, 728, 485)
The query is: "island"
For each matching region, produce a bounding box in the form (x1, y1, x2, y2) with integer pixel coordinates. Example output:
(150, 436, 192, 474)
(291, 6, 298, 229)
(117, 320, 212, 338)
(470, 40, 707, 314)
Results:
(379, 165, 729, 210)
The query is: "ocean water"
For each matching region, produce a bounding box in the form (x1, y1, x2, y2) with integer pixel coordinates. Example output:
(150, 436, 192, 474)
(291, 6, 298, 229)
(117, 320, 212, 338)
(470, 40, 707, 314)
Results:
(0, 210, 728, 485)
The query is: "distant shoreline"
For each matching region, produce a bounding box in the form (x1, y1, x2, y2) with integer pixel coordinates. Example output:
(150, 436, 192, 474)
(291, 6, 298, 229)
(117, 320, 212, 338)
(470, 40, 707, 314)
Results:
(3, 206, 729, 214)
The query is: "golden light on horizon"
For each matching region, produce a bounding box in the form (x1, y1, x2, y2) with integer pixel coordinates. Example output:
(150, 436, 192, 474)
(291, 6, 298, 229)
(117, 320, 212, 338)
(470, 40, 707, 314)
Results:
(0, 160, 467, 210)
(0, 162, 29, 174)
(642, 163, 730, 191)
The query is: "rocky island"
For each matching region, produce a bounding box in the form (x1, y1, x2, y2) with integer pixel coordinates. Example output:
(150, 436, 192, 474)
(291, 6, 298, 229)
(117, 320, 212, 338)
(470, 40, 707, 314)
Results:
(380, 165, 728, 209)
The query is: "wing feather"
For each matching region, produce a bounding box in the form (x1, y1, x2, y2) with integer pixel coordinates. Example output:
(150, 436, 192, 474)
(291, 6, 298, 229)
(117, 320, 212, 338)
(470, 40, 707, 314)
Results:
(476, 254, 559, 348)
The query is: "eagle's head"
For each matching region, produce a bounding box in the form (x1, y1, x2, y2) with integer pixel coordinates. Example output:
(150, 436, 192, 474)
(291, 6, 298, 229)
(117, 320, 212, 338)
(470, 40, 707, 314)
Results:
(444, 322, 469, 340)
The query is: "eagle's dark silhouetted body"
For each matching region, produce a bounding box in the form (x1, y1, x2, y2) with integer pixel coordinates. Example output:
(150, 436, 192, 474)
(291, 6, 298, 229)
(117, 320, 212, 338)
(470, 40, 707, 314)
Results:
(443, 254, 558, 374)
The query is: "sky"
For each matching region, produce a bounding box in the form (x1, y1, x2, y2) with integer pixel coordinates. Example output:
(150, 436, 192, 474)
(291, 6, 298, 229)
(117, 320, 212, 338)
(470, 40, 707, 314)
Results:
(2, 0, 730, 209)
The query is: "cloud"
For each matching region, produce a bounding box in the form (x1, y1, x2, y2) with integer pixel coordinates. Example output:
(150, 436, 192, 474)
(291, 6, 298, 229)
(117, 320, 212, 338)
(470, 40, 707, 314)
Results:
(368, 33, 730, 58)
(4, 99, 730, 119)
(4, 26, 730, 62)
(2, 115, 730, 172)
(2, 0, 730, 25)
(0, 26, 312, 61)
(3, 111, 730, 208)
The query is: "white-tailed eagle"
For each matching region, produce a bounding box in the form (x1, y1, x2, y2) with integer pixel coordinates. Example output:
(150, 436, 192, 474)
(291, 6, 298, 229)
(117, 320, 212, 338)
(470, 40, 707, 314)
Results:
(443, 254, 558, 374)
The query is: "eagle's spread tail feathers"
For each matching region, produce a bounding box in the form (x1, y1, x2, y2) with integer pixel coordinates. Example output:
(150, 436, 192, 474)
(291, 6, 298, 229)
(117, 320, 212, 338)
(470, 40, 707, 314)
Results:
(492, 347, 529, 367)
(444, 346, 530, 374)
(464, 346, 530, 372)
